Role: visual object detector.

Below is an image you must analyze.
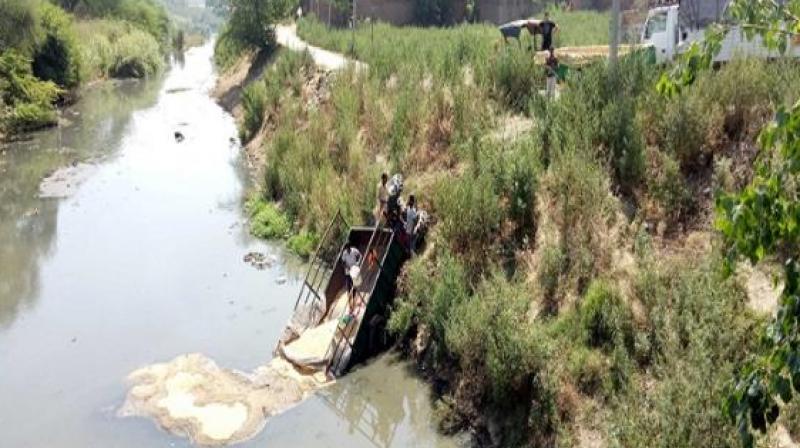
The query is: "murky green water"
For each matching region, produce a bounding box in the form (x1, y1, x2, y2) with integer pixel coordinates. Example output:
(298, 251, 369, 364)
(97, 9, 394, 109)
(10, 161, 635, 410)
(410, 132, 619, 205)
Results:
(0, 42, 456, 448)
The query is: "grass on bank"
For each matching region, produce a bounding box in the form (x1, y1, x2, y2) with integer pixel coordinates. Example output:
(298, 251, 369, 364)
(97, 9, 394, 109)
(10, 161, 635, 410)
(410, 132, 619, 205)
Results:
(0, 0, 171, 135)
(296, 9, 609, 82)
(231, 11, 800, 445)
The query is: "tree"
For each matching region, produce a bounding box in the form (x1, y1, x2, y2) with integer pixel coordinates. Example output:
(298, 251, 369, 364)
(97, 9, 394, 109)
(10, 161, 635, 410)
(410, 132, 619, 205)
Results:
(0, 0, 41, 53)
(673, 0, 800, 446)
(413, 0, 452, 26)
(50, 0, 82, 11)
(224, 0, 291, 48)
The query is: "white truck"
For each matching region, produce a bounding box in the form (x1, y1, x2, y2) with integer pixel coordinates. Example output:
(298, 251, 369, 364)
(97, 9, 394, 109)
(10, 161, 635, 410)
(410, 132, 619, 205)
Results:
(641, 0, 800, 63)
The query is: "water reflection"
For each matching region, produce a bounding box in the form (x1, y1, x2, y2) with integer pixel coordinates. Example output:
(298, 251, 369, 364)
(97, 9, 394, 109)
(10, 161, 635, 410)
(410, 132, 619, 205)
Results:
(255, 354, 459, 448)
(0, 79, 163, 329)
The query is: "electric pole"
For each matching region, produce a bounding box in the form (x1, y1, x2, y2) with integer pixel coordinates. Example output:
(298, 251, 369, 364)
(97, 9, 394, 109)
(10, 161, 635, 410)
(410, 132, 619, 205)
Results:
(609, 0, 621, 68)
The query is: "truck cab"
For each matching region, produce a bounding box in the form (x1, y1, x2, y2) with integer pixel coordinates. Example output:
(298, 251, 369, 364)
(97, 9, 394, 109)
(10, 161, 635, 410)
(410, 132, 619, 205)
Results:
(642, 0, 800, 64)
(641, 4, 680, 63)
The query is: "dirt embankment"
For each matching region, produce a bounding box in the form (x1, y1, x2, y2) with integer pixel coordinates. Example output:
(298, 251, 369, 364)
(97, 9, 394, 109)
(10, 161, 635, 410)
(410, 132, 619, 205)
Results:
(212, 49, 273, 118)
(211, 49, 274, 180)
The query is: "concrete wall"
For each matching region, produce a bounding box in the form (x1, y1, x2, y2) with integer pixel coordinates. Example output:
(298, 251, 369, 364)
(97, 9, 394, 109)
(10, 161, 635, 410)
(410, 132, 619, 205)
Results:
(303, 0, 468, 26)
(476, 0, 539, 24)
(303, 0, 415, 25)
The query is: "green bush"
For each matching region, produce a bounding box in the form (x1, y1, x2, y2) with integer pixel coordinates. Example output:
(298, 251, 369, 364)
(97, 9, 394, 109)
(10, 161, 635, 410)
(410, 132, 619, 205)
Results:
(75, 19, 163, 80)
(390, 254, 470, 350)
(213, 28, 251, 70)
(434, 170, 502, 271)
(538, 244, 567, 306)
(7, 101, 57, 131)
(662, 96, 708, 171)
(287, 230, 318, 259)
(0, 0, 41, 53)
(32, 2, 82, 88)
(490, 46, 543, 114)
(567, 346, 608, 396)
(579, 279, 633, 351)
(445, 271, 546, 402)
(541, 150, 615, 294)
(241, 80, 267, 142)
(109, 28, 163, 78)
(645, 147, 691, 222)
(598, 97, 644, 192)
(115, 0, 171, 50)
(611, 260, 758, 447)
(246, 197, 291, 239)
(505, 141, 541, 236)
(0, 50, 60, 133)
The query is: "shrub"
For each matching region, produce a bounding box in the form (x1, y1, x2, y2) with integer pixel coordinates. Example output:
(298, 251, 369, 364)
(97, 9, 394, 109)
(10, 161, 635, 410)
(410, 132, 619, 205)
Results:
(662, 96, 708, 171)
(390, 254, 470, 350)
(32, 2, 82, 88)
(213, 28, 252, 70)
(598, 96, 644, 192)
(115, 0, 171, 50)
(490, 46, 543, 114)
(241, 80, 267, 142)
(712, 155, 735, 193)
(506, 141, 541, 237)
(579, 279, 633, 351)
(0, 0, 41, 53)
(7, 102, 57, 132)
(692, 58, 773, 142)
(109, 28, 163, 78)
(611, 260, 757, 447)
(540, 150, 616, 294)
(287, 230, 318, 259)
(246, 197, 291, 239)
(567, 346, 608, 396)
(0, 50, 60, 133)
(78, 26, 114, 80)
(445, 271, 546, 402)
(538, 244, 567, 307)
(434, 169, 502, 271)
(644, 147, 691, 223)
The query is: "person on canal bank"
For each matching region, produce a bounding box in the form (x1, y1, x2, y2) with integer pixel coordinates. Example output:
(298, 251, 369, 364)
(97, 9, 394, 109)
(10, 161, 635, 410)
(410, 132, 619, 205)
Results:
(342, 241, 362, 298)
(545, 47, 559, 99)
(539, 11, 558, 51)
(375, 172, 389, 224)
(404, 195, 419, 255)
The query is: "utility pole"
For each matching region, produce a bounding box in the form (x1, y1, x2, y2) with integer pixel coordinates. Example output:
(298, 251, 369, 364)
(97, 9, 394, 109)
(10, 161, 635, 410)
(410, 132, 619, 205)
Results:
(609, 0, 621, 68)
(350, 0, 357, 55)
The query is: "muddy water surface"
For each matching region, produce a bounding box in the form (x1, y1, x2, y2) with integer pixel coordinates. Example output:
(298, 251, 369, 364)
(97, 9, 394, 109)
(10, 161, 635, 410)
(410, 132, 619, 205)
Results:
(0, 42, 455, 448)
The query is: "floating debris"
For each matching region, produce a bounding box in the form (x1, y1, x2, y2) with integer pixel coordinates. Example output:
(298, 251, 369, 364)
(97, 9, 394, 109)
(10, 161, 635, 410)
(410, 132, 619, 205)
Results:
(39, 163, 97, 198)
(243, 252, 272, 270)
(166, 87, 192, 94)
(119, 353, 329, 445)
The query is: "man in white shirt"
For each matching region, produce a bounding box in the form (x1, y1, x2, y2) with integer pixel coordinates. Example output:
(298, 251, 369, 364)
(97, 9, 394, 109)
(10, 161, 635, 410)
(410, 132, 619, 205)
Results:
(375, 173, 389, 225)
(341, 242, 362, 295)
(404, 195, 418, 255)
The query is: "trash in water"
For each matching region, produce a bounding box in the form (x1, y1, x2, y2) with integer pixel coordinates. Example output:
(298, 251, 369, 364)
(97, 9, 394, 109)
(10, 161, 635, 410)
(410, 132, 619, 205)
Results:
(119, 353, 330, 445)
(243, 252, 272, 270)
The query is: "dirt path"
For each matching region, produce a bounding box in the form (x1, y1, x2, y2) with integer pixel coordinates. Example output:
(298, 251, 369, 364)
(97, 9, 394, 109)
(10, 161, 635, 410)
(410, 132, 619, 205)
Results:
(275, 24, 367, 72)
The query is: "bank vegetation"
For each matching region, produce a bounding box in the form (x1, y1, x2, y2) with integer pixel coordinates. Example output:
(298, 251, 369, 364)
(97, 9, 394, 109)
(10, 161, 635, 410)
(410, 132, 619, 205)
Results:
(219, 2, 800, 446)
(0, 0, 177, 136)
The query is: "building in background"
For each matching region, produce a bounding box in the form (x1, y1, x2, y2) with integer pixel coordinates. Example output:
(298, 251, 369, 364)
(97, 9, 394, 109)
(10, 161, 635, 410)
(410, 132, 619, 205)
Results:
(301, 0, 544, 26)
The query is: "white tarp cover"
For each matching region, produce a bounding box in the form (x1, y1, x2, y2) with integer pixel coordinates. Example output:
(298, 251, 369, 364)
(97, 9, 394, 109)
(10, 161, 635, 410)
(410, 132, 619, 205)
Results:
(280, 318, 340, 368)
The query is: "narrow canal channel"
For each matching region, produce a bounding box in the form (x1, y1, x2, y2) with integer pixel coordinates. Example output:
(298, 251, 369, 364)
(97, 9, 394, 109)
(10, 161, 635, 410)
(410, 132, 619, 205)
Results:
(0, 41, 457, 448)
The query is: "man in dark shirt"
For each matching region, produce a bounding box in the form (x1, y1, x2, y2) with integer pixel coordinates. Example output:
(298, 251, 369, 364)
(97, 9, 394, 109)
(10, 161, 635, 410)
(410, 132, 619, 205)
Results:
(539, 12, 558, 51)
(545, 47, 559, 99)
